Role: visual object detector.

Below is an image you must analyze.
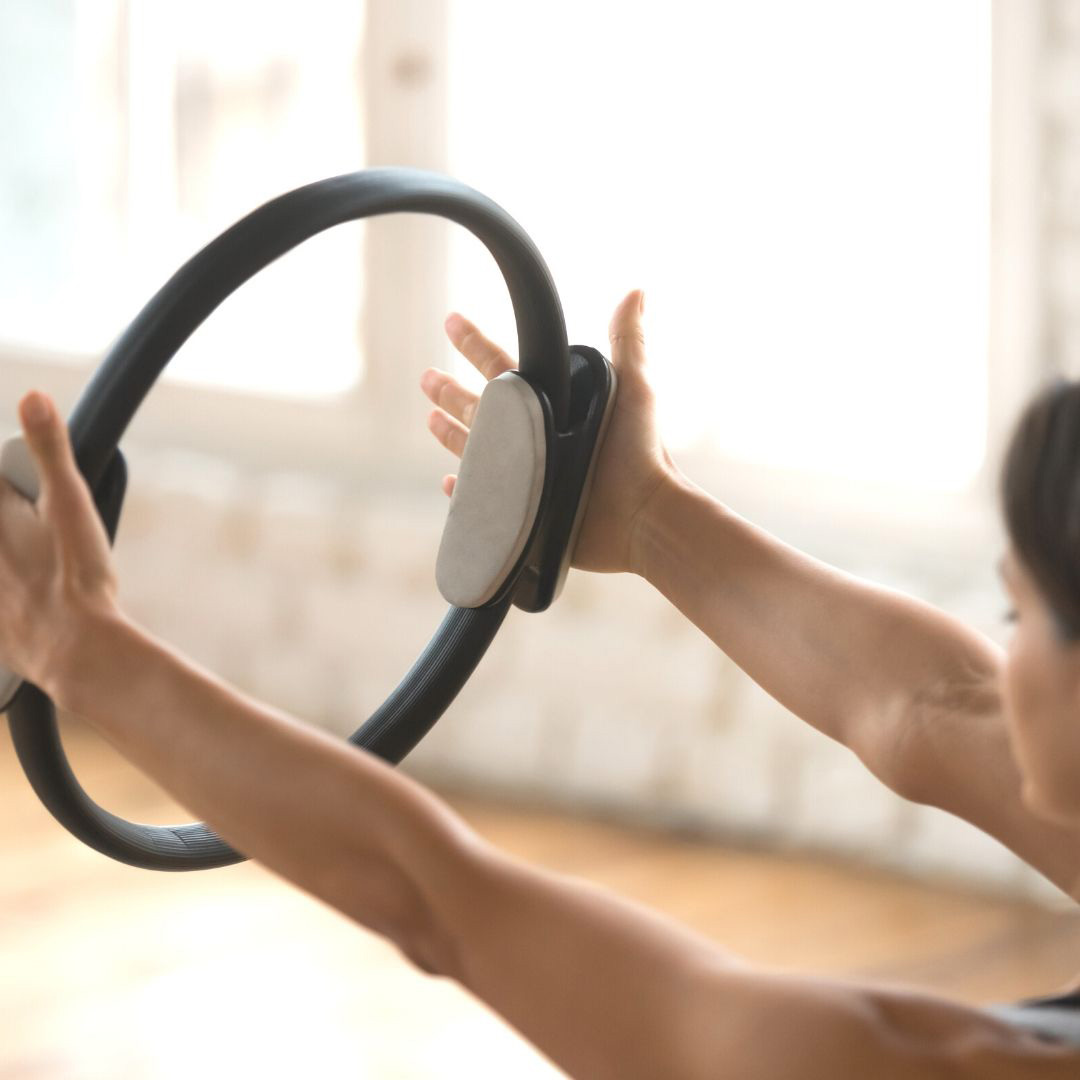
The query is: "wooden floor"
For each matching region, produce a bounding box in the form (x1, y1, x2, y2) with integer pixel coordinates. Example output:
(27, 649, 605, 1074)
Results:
(3, 718, 1080, 1080)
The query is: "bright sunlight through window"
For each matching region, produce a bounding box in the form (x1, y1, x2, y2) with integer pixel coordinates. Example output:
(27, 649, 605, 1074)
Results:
(445, 1, 990, 492)
(0, 1, 366, 401)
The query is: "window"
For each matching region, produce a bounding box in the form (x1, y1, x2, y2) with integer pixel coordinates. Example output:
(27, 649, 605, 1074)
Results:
(445, 1, 991, 493)
(0, 0, 366, 400)
(0, 1, 1004, 498)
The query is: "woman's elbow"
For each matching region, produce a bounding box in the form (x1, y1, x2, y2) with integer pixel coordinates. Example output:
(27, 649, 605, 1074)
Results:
(349, 811, 494, 984)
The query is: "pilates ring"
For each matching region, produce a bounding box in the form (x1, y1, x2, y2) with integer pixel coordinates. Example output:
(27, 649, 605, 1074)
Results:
(0, 167, 617, 870)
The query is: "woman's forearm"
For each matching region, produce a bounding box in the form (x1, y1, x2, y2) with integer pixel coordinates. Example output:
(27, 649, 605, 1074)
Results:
(41, 608, 747, 1078)
(631, 470, 1004, 780)
(38, 607, 741, 1079)
(45, 607, 484, 977)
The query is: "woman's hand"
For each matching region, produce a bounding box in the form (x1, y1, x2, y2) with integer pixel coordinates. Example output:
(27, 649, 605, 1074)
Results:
(419, 289, 677, 575)
(0, 391, 120, 694)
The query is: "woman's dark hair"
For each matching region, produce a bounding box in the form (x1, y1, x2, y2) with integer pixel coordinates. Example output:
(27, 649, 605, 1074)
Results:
(1001, 376, 1080, 640)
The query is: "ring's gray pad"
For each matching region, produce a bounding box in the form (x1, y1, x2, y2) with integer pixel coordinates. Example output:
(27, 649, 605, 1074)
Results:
(1, 434, 39, 502)
(436, 372, 547, 608)
(0, 434, 40, 711)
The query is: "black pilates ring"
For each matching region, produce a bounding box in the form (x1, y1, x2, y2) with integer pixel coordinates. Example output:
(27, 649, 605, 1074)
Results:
(3, 167, 615, 871)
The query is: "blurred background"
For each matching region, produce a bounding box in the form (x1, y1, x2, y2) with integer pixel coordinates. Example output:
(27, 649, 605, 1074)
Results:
(2, 0, 1079, 1077)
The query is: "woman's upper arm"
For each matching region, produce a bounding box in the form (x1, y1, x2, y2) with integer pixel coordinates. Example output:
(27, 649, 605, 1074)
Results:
(434, 844, 1076, 1079)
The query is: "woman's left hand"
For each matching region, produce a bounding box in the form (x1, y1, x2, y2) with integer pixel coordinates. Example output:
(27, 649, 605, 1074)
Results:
(0, 390, 120, 695)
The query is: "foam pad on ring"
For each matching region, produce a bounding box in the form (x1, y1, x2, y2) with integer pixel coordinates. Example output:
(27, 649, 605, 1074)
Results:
(0, 434, 41, 712)
(436, 372, 548, 608)
(1, 434, 40, 502)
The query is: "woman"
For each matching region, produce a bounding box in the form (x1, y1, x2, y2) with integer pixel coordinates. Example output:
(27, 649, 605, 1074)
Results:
(2, 289, 1079, 1077)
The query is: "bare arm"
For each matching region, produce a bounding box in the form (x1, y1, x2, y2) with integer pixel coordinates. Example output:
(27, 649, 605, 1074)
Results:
(448, 840, 1077, 1080)
(423, 301, 1080, 898)
(47, 611, 1075, 1080)
(428, 297, 1004, 779)
(632, 470, 1080, 899)
(48, 608, 476, 976)
(630, 471, 965, 759)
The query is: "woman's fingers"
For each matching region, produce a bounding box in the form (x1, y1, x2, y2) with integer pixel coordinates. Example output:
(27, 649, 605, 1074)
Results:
(422, 313, 514, 485)
(17, 392, 114, 585)
(419, 369, 480, 428)
(444, 313, 516, 380)
(427, 408, 469, 459)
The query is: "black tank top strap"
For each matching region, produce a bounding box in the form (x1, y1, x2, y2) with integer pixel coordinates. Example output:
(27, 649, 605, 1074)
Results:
(985, 989, 1080, 1047)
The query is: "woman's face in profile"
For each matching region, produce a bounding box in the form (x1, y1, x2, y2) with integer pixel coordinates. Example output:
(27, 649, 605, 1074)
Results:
(999, 549, 1080, 826)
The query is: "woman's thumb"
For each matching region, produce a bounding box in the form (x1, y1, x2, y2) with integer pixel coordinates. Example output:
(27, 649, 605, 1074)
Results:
(18, 391, 86, 512)
(608, 289, 647, 369)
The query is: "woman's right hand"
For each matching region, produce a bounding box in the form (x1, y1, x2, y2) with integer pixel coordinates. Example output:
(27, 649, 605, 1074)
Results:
(419, 289, 678, 576)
